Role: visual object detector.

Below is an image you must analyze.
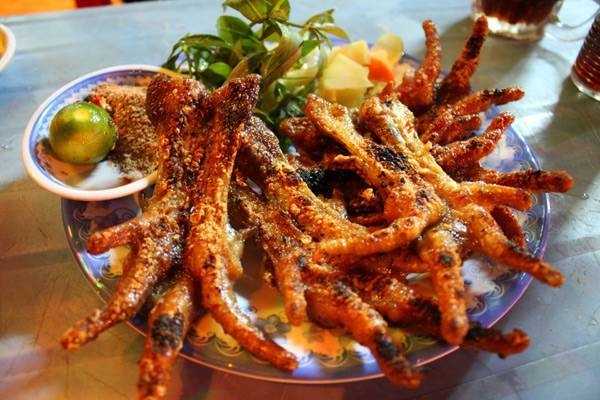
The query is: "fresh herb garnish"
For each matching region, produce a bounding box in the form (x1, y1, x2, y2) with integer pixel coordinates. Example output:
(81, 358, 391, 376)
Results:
(162, 0, 349, 138)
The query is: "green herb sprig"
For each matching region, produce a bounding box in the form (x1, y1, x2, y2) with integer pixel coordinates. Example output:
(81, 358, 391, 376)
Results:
(162, 0, 349, 138)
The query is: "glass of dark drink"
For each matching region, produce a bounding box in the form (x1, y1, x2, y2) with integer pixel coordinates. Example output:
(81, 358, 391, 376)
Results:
(571, 13, 600, 101)
(471, 0, 563, 40)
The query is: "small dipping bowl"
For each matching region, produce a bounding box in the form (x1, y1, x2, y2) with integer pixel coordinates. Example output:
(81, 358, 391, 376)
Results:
(22, 65, 178, 201)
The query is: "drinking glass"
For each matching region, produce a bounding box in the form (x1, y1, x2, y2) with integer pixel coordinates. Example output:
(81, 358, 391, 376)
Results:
(571, 13, 600, 100)
(471, 0, 563, 40)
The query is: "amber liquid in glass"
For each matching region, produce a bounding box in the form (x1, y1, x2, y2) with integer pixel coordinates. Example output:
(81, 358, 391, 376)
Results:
(571, 14, 600, 100)
(479, 0, 560, 25)
(473, 0, 561, 40)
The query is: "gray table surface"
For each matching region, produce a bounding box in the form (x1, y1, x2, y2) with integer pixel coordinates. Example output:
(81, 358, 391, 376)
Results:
(1, 0, 599, 399)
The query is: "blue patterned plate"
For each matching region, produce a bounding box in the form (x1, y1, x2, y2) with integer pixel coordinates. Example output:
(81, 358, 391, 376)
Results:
(60, 64, 549, 384)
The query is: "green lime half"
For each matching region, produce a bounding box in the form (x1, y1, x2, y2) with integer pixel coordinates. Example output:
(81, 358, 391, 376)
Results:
(48, 101, 117, 165)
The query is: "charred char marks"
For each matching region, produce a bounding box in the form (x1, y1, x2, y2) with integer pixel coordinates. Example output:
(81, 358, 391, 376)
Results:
(409, 298, 441, 322)
(439, 252, 455, 266)
(374, 333, 400, 361)
(296, 256, 308, 269)
(465, 35, 484, 59)
(482, 88, 503, 99)
(297, 168, 354, 196)
(415, 189, 431, 207)
(368, 143, 410, 172)
(297, 168, 326, 192)
(151, 312, 184, 352)
(464, 322, 485, 341)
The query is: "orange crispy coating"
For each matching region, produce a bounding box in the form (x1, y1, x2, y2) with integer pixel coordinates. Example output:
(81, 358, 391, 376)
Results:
(137, 270, 195, 400)
(300, 92, 563, 344)
(352, 275, 530, 357)
(417, 212, 468, 345)
(430, 112, 514, 171)
(238, 117, 365, 240)
(395, 20, 441, 113)
(185, 75, 298, 371)
(491, 205, 527, 248)
(438, 16, 489, 103)
(230, 178, 309, 326)
(418, 87, 524, 145)
(306, 281, 424, 388)
(452, 164, 574, 193)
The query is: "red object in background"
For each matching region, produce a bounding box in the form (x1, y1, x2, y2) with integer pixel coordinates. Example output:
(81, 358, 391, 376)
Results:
(75, 0, 112, 8)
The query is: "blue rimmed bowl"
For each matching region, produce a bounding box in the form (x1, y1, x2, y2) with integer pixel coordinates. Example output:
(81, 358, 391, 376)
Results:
(22, 64, 179, 201)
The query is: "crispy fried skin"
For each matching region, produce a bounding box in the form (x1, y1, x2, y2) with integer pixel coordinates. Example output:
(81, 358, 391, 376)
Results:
(305, 95, 444, 259)
(61, 17, 574, 395)
(437, 16, 489, 103)
(395, 20, 441, 114)
(354, 94, 562, 341)
(185, 75, 298, 371)
(230, 178, 309, 325)
(431, 112, 514, 172)
(61, 75, 204, 350)
(431, 113, 482, 144)
(462, 324, 530, 358)
(279, 116, 338, 161)
(418, 87, 524, 144)
(460, 204, 564, 286)
(352, 249, 430, 275)
(305, 281, 424, 388)
(360, 96, 533, 212)
(452, 164, 575, 193)
(352, 275, 530, 357)
(137, 270, 195, 400)
(417, 212, 468, 344)
(232, 177, 430, 385)
(238, 116, 365, 240)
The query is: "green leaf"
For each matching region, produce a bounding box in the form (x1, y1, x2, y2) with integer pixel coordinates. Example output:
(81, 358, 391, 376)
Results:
(257, 20, 282, 42)
(268, 0, 290, 21)
(201, 62, 232, 87)
(223, 0, 269, 23)
(223, 0, 291, 23)
(217, 15, 255, 44)
(239, 37, 265, 55)
(317, 23, 350, 40)
(261, 23, 303, 88)
(162, 53, 180, 70)
(228, 57, 251, 80)
(208, 62, 232, 79)
(179, 33, 229, 49)
(277, 135, 293, 152)
(300, 39, 321, 58)
(165, 1, 350, 138)
(304, 9, 335, 26)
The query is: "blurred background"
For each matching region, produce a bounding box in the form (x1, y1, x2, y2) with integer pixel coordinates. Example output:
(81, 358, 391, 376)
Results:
(0, 0, 154, 17)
